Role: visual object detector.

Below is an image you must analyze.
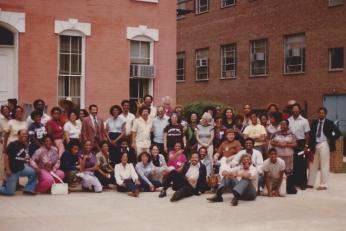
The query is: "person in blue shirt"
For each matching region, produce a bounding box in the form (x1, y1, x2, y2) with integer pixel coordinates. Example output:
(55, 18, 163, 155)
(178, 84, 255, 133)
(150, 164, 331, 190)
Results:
(60, 139, 81, 187)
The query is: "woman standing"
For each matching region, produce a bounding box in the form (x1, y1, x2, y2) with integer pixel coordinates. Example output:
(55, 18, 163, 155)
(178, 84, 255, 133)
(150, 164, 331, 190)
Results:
(30, 135, 65, 193)
(222, 107, 235, 129)
(186, 112, 199, 158)
(270, 120, 297, 194)
(63, 109, 82, 145)
(79, 109, 89, 122)
(3, 106, 27, 149)
(78, 140, 103, 193)
(196, 112, 214, 162)
(106, 105, 125, 161)
(46, 107, 64, 157)
(164, 113, 186, 154)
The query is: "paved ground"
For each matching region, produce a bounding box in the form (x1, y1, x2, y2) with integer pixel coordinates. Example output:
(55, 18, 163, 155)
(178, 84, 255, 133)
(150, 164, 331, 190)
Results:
(1, 173, 346, 231)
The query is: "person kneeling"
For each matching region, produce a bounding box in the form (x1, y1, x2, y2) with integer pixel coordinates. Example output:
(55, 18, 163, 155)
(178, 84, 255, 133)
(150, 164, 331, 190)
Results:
(208, 154, 257, 206)
(263, 148, 286, 197)
(158, 152, 208, 202)
(114, 153, 140, 197)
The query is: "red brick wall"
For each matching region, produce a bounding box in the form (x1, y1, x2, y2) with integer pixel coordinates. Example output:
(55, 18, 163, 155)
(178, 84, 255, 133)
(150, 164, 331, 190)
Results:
(0, 0, 176, 118)
(177, 0, 346, 118)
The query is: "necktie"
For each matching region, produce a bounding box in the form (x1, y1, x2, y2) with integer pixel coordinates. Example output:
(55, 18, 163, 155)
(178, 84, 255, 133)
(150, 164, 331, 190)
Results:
(94, 116, 100, 140)
(317, 120, 323, 138)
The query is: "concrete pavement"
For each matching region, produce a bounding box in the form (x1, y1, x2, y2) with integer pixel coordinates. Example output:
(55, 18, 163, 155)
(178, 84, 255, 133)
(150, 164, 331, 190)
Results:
(1, 173, 346, 231)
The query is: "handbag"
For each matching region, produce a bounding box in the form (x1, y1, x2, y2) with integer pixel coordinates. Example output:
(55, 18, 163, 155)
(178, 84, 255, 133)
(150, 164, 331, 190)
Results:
(50, 171, 68, 195)
(207, 174, 219, 188)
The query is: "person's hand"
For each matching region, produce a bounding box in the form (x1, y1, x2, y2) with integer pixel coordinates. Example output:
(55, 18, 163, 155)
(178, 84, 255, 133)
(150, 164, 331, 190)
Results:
(107, 173, 111, 179)
(136, 100, 143, 109)
(149, 185, 155, 192)
(135, 180, 141, 186)
(304, 146, 309, 154)
(202, 143, 209, 148)
(131, 143, 136, 150)
(111, 140, 117, 146)
(5, 169, 12, 177)
(188, 177, 196, 185)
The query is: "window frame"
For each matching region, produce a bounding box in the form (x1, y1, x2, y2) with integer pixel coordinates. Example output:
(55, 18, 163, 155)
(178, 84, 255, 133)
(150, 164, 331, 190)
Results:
(176, 51, 186, 82)
(329, 47, 344, 71)
(284, 33, 306, 75)
(328, 0, 344, 7)
(250, 39, 268, 77)
(195, 0, 209, 15)
(57, 31, 85, 109)
(195, 48, 209, 81)
(220, 43, 237, 79)
(220, 0, 236, 8)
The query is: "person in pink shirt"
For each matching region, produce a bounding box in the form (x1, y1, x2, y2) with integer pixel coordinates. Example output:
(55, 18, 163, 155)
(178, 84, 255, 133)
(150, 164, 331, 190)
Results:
(167, 142, 187, 171)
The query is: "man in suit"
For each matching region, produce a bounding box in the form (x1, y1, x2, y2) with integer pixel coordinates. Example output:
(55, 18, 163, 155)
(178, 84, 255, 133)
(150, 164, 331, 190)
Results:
(158, 152, 208, 202)
(307, 107, 341, 190)
(81, 104, 106, 150)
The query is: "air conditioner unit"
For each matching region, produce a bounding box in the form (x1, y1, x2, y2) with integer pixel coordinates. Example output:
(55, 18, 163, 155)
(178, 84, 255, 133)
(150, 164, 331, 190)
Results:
(196, 58, 208, 67)
(224, 70, 236, 78)
(254, 52, 265, 61)
(290, 48, 301, 57)
(130, 64, 155, 78)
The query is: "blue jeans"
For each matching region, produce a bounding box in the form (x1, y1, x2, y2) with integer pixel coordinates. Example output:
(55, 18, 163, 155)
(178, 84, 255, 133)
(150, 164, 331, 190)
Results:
(219, 177, 257, 201)
(139, 177, 162, 192)
(0, 165, 37, 196)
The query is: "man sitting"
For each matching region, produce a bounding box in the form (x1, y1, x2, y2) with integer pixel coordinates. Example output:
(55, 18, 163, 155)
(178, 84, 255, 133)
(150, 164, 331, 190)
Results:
(158, 152, 208, 202)
(208, 154, 258, 206)
(263, 148, 286, 197)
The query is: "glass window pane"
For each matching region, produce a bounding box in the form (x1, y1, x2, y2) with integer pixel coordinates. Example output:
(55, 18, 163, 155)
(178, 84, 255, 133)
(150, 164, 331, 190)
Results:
(0, 26, 14, 45)
(140, 42, 150, 59)
(130, 41, 140, 57)
(71, 37, 81, 54)
(60, 36, 70, 53)
(58, 77, 64, 96)
(70, 77, 81, 97)
(59, 54, 70, 74)
(71, 54, 81, 75)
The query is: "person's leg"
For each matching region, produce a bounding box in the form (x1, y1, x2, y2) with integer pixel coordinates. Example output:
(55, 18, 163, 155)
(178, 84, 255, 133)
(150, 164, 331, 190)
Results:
(20, 165, 37, 193)
(124, 179, 137, 193)
(94, 171, 109, 186)
(36, 169, 55, 193)
(151, 180, 162, 188)
(54, 139, 65, 157)
(91, 175, 103, 192)
(0, 171, 20, 196)
(139, 177, 151, 192)
(159, 170, 181, 197)
(307, 146, 321, 187)
(116, 184, 128, 192)
(239, 183, 257, 201)
(232, 179, 251, 198)
(319, 142, 330, 188)
(171, 185, 194, 202)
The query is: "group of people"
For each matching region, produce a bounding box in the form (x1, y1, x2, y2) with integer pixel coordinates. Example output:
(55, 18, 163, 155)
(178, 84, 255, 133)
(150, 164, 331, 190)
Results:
(0, 96, 342, 206)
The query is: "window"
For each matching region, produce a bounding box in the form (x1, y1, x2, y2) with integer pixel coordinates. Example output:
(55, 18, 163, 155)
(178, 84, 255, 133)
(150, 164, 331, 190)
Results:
(129, 40, 153, 113)
(177, 0, 187, 19)
(0, 26, 14, 46)
(284, 34, 305, 74)
(250, 39, 268, 76)
(221, 0, 236, 8)
(58, 35, 83, 108)
(329, 0, 344, 6)
(196, 0, 209, 14)
(177, 52, 185, 81)
(196, 48, 209, 80)
(329, 47, 344, 70)
(221, 44, 236, 79)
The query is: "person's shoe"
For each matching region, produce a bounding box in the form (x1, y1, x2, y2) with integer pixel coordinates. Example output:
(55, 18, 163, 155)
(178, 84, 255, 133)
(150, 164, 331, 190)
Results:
(207, 195, 223, 203)
(306, 185, 314, 189)
(23, 191, 36, 196)
(159, 190, 167, 198)
(128, 192, 136, 197)
(231, 197, 238, 206)
(134, 190, 140, 197)
(317, 186, 327, 191)
(300, 185, 306, 190)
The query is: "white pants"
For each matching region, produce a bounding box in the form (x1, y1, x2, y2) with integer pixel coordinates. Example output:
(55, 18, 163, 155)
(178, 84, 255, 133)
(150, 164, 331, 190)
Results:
(79, 172, 103, 192)
(308, 141, 330, 188)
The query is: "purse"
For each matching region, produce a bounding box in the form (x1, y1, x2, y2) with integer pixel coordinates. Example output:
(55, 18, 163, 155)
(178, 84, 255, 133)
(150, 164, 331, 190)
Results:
(50, 171, 68, 195)
(207, 174, 219, 188)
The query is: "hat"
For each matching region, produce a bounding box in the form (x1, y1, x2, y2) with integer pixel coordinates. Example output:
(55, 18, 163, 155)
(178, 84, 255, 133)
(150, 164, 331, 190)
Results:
(58, 97, 75, 109)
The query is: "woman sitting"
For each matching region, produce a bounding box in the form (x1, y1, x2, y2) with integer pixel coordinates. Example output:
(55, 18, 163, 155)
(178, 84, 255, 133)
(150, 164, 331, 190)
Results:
(167, 142, 187, 172)
(30, 135, 65, 193)
(78, 140, 103, 193)
(95, 141, 115, 188)
(60, 140, 81, 188)
(135, 152, 162, 192)
(114, 153, 140, 197)
(150, 144, 168, 182)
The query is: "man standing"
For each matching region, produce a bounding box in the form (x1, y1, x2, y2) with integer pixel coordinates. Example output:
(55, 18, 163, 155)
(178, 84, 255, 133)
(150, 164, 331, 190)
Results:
(119, 100, 136, 144)
(132, 107, 153, 154)
(26, 99, 51, 126)
(307, 107, 341, 190)
(152, 106, 169, 154)
(243, 112, 267, 153)
(0, 129, 37, 196)
(81, 104, 106, 150)
(288, 103, 310, 190)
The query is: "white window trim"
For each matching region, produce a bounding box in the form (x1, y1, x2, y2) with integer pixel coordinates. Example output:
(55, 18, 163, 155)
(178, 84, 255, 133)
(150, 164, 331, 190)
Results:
(284, 34, 305, 75)
(250, 39, 268, 77)
(176, 52, 185, 82)
(0, 11, 25, 103)
(221, 0, 236, 8)
(195, 49, 209, 81)
(329, 48, 344, 71)
(127, 25, 159, 42)
(196, 0, 209, 14)
(220, 44, 237, 79)
(135, 0, 159, 3)
(54, 18, 91, 36)
(57, 30, 86, 109)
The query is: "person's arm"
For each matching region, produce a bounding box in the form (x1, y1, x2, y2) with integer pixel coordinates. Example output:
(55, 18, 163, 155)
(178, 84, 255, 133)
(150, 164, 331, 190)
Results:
(46, 122, 53, 137)
(2, 131, 9, 153)
(258, 126, 267, 142)
(52, 158, 61, 172)
(105, 121, 112, 143)
(4, 153, 11, 177)
(30, 151, 41, 173)
(130, 164, 140, 185)
(113, 123, 125, 144)
(114, 165, 124, 186)
(256, 152, 264, 174)
(285, 134, 297, 148)
(135, 163, 152, 187)
(195, 129, 203, 146)
(29, 133, 42, 148)
(131, 120, 137, 149)
(79, 155, 97, 172)
(207, 130, 215, 147)
(163, 132, 168, 153)
(275, 171, 285, 196)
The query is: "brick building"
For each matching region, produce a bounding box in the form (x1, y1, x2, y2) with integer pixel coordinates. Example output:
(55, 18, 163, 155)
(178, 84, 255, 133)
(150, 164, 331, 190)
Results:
(0, 0, 176, 117)
(176, 0, 346, 121)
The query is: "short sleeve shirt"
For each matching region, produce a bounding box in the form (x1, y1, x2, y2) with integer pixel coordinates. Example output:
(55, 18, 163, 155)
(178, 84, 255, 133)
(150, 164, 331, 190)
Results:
(7, 140, 28, 173)
(6, 119, 28, 144)
(106, 117, 124, 134)
(288, 115, 310, 140)
(196, 124, 214, 144)
(243, 124, 267, 146)
(63, 120, 82, 139)
(263, 158, 286, 179)
(29, 122, 47, 142)
(132, 117, 153, 148)
(164, 124, 184, 148)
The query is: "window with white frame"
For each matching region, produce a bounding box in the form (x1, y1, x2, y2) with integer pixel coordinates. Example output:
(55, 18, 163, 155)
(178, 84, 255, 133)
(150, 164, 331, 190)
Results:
(221, 44, 236, 79)
(221, 0, 236, 8)
(58, 35, 83, 108)
(250, 39, 268, 76)
(196, 48, 209, 80)
(177, 0, 187, 19)
(130, 40, 150, 65)
(329, 47, 344, 70)
(177, 52, 185, 81)
(329, 0, 344, 6)
(284, 34, 305, 74)
(196, 0, 209, 14)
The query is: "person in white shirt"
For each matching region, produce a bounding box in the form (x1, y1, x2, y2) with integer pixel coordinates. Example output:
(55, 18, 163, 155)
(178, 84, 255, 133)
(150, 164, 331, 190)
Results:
(243, 112, 267, 153)
(63, 110, 82, 144)
(26, 99, 51, 126)
(152, 106, 169, 154)
(208, 154, 258, 206)
(114, 152, 140, 197)
(132, 106, 153, 154)
(119, 100, 136, 143)
(136, 94, 157, 120)
(263, 148, 286, 197)
(288, 103, 310, 190)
